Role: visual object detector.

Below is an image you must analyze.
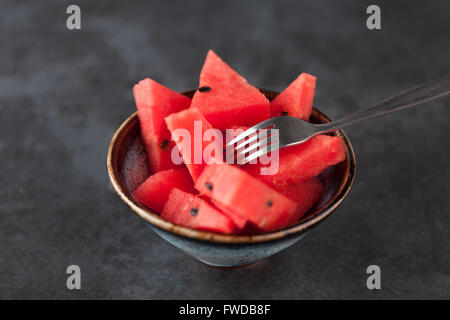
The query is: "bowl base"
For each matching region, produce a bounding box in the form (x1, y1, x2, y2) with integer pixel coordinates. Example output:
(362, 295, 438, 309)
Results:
(197, 258, 262, 269)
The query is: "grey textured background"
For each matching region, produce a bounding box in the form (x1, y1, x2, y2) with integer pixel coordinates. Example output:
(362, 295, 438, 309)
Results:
(1, 0, 449, 299)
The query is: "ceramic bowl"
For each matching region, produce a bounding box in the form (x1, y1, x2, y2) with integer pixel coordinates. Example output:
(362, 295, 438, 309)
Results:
(107, 89, 356, 267)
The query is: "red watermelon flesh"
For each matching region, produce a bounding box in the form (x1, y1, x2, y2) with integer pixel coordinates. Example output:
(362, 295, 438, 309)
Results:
(190, 50, 270, 130)
(196, 164, 298, 232)
(211, 200, 248, 229)
(244, 135, 346, 187)
(276, 177, 324, 224)
(271, 73, 316, 120)
(132, 167, 196, 213)
(133, 78, 191, 173)
(165, 108, 223, 182)
(161, 188, 237, 234)
(223, 178, 324, 232)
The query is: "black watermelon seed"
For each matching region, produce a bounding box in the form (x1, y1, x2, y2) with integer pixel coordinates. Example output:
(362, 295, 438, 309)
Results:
(198, 86, 211, 92)
(267, 200, 273, 207)
(281, 111, 289, 116)
(160, 139, 169, 150)
(190, 208, 199, 216)
(205, 182, 213, 191)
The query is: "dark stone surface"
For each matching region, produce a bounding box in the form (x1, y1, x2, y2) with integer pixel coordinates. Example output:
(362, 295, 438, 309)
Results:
(0, 0, 449, 299)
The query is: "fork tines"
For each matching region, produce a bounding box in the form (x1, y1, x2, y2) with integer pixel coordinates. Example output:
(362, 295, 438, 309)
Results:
(226, 125, 279, 165)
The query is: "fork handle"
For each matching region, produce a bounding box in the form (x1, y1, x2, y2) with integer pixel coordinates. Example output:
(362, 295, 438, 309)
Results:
(316, 74, 450, 133)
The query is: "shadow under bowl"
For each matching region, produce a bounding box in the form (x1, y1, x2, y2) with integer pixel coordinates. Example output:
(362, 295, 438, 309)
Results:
(107, 89, 356, 267)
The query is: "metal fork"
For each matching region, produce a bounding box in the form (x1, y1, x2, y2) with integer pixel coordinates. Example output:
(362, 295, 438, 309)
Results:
(227, 74, 450, 164)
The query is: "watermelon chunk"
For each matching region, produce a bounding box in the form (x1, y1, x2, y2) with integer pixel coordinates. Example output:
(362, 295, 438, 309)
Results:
(165, 108, 223, 182)
(161, 188, 237, 234)
(244, 135, 346, 187)
(132, 167, 196, 213)
(275, 177, 324, 224)
(271, 73, 316, 120)
(190, 50, 270, 130)
(196, 164, 298, 232)
(133, 78, 191, 173)
(208, 174, 322, 229)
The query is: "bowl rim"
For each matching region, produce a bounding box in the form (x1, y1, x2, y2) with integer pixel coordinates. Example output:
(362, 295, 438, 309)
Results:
(107, 90, 356, 244)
